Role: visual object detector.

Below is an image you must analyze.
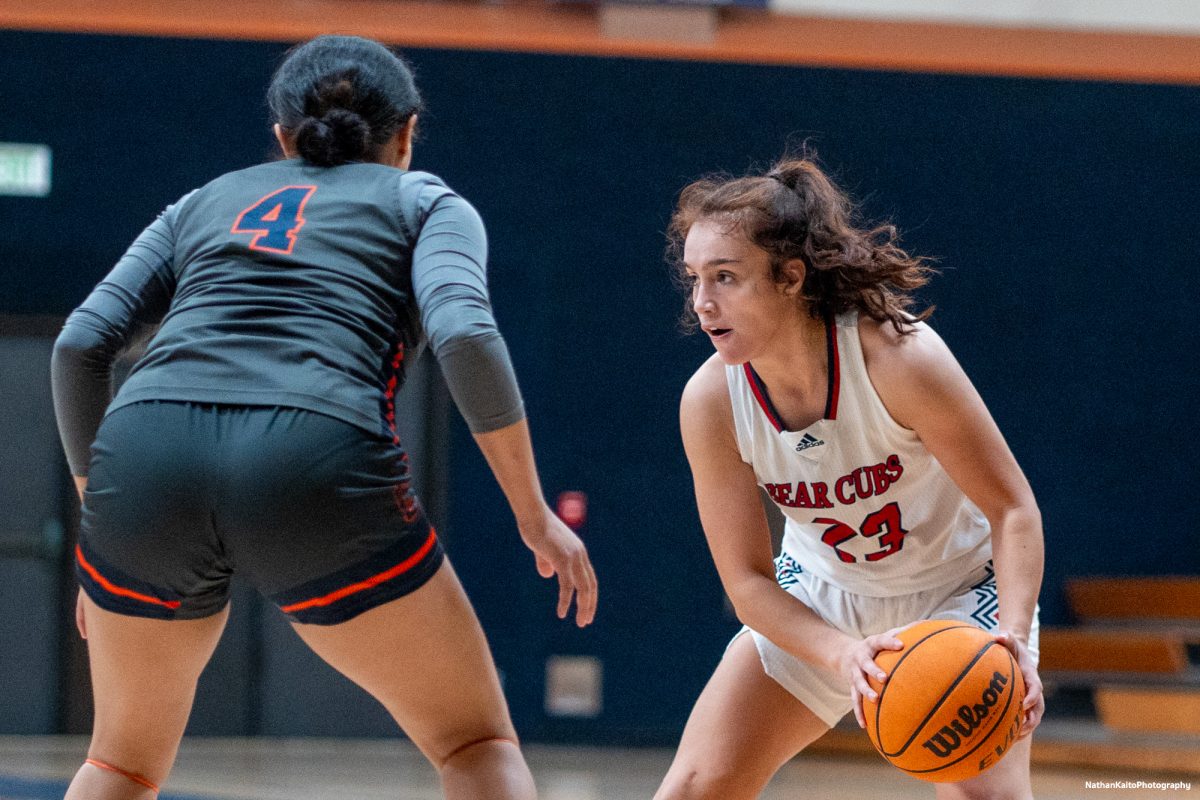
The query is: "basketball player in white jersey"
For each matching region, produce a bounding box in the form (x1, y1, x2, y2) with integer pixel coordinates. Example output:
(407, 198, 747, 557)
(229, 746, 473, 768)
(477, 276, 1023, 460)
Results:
(655, 156, 1044, 800)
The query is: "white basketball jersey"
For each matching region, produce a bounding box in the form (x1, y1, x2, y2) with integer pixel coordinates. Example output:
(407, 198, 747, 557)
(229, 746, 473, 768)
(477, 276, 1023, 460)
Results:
(726, 312, 991, 597)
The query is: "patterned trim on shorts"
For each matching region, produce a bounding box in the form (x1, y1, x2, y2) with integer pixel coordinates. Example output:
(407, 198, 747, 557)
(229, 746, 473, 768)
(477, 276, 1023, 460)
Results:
(968, 561, 1000, 630)
(775, 552, 805, 590)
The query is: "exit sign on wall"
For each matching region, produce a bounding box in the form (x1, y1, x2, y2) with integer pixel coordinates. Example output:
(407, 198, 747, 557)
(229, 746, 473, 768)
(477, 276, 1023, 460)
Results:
(0, 143, 52, 197)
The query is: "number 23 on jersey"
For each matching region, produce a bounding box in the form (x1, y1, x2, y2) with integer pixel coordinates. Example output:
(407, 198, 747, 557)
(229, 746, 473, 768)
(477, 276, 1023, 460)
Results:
(815, 502, 908, 564)
(231, 185, 317, 254)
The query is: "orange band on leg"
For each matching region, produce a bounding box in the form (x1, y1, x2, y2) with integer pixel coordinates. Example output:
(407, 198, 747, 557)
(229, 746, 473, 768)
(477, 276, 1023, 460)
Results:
(85, 758, 160, 794)
(440, 736, 520, 768)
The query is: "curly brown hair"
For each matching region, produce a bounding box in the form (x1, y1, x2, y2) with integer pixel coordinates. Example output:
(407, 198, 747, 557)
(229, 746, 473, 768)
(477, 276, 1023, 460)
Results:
(667, 155, 935, 334)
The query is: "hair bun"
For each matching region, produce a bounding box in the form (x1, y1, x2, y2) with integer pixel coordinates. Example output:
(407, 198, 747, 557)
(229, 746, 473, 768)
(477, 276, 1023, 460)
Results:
(268, 36, 423, 167)
(766, 162, 811, 191)
(295, 109, 371, 167)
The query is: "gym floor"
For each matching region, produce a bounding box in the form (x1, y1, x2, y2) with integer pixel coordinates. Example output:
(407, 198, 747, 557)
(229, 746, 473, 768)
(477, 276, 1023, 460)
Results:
(0, 736, 1193, 799)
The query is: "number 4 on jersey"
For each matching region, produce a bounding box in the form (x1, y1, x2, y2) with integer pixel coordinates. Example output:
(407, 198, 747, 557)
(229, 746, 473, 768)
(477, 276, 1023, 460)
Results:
(231, 185, 317, 254)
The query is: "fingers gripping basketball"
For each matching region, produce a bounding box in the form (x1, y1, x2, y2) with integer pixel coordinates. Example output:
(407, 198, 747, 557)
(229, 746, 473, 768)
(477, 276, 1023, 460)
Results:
(862, 619, 1025, 783)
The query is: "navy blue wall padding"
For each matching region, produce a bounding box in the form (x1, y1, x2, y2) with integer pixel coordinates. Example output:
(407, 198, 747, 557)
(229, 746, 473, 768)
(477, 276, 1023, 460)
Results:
(1, 30, 1196, 742)
(0, 559, 59, 733)
(0, 337, 63, 733)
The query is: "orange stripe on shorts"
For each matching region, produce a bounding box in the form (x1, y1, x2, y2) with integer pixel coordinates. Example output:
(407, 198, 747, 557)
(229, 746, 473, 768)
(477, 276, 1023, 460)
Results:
(280, 529, 438, 614)
(76, 545, 182, 610)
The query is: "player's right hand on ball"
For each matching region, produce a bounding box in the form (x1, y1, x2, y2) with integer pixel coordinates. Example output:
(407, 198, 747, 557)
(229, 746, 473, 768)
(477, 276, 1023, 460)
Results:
(995, 630, 1044, 739)
(837, 629, 906, 728)
(517, 505, 598, 628)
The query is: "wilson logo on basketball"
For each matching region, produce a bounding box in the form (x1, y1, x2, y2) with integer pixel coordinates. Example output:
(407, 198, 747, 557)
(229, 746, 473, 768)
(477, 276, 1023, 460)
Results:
(864, 621, 1025, 783)
(921, 671, 1009, 758)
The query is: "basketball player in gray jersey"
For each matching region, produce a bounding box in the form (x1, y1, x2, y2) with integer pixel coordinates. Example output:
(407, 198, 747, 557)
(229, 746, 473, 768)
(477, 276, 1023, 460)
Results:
(51, 35, 596, 800)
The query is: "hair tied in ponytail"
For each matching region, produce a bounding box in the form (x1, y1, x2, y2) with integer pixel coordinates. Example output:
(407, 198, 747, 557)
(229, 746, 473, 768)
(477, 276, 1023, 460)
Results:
(268, 35, 423, 167)
(668, 155, 936, 335)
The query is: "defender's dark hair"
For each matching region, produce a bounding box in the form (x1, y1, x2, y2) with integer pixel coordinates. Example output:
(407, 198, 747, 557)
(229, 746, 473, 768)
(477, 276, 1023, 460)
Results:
(268, 35, 423, 167)
(668, 153, 935, 334)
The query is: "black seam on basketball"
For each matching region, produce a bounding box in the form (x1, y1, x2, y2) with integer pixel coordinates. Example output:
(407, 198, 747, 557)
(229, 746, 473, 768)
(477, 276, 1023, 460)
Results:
(905, 647, 1018, 775)
(872, 624, 974, 748)
(873, 623, 974, 748)
(883, 638, 997, 758)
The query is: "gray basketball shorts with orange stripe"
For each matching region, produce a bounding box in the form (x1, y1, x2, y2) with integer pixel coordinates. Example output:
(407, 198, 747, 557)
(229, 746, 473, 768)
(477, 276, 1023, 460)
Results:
(76, 400, 443, 625)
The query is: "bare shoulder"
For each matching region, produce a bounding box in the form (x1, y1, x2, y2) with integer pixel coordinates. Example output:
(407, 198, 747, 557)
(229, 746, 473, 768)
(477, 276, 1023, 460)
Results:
(857, 315, 965, 429)
(680, 353, 736, 449)
(681, 353, 730, 415)
(858, 315, 953, 372)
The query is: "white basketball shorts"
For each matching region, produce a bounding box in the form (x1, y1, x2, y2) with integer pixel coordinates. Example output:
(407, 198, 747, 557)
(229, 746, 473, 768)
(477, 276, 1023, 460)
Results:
(735, 554, 1041, 728)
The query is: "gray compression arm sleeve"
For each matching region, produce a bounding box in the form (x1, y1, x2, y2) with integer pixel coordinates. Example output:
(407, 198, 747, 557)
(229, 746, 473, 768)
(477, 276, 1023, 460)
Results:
(410, 190, 525, 433)
(51, 207, 178, 476)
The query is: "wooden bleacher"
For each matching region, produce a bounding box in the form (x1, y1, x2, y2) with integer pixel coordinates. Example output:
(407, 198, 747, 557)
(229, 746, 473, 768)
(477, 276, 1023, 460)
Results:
(807, 576, 1200, 774)
(1038, 627, 1190, 675)
(1043, 576, 1200, 740)
(1066, 577, 1200, 622)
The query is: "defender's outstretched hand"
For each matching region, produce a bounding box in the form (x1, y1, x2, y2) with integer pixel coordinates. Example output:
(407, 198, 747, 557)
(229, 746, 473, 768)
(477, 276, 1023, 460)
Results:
(471, 419, 598, 627)
(518, 506, 598, 627)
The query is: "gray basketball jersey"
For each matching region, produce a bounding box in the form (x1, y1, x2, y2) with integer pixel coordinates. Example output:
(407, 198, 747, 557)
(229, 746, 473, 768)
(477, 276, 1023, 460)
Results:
(54, 159, 524, 475)
(116, 159, 456, 434)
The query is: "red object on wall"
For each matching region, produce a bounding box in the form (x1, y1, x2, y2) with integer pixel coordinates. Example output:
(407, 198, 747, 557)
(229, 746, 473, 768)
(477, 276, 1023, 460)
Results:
(556, 491, 588, 530)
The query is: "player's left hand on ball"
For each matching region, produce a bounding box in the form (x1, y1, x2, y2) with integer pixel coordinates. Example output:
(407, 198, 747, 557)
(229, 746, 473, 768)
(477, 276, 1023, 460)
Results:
(995, 630, 1043, 738)
(517, 505, 598, 627)
(839, 628, 906, 728)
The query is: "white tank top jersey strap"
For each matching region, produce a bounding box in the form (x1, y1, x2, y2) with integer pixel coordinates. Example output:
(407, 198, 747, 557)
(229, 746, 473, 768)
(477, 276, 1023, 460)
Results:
(726, 311, 992, 597)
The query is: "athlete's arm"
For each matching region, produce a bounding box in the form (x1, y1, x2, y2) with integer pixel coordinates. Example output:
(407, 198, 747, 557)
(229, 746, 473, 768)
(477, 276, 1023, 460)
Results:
(410, 189, 596, 627)
(51, 205, 180, 481)
(681, 354, 902, 723)
(410, 189, 524, 433)
(861, 318, 1045, 737)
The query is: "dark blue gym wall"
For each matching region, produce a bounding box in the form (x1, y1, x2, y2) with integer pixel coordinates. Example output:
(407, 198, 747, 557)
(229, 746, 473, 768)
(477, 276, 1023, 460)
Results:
(0, 30, 1196, 740)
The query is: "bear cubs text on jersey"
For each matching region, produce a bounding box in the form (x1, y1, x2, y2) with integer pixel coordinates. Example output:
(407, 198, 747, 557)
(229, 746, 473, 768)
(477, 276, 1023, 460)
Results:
(764, 454, 904, 509)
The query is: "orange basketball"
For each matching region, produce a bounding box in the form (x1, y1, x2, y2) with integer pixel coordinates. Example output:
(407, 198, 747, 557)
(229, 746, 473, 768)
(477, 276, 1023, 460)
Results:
(861, 619, 1025, 783)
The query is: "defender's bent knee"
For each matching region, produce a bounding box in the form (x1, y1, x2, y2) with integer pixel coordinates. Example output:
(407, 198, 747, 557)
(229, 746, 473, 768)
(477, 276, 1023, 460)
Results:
(437, 735, 521, 771)
(436, 735, 535, 800)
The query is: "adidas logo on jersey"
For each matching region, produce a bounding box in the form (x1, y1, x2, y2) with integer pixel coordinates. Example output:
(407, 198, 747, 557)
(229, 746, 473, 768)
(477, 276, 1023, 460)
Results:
(795, 433, 825, 452)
